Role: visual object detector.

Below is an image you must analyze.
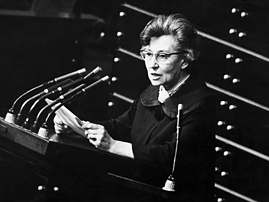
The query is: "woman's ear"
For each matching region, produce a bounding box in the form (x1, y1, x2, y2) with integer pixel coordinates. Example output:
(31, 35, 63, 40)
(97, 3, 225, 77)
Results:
(186, 53, 191, 61)
(184, 49, 200, 62)
(181, 61, 189, 69)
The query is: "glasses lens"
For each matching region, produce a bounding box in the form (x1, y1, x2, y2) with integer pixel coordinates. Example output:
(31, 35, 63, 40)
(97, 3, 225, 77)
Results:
(140, 51, 146, 59)
(140, 50, 183, 63)
(140, 51, 153, 60)
(156, 53, 169, 63)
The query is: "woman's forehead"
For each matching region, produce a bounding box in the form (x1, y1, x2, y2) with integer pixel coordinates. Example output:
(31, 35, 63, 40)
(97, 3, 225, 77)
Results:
(148, 35, 178, 51)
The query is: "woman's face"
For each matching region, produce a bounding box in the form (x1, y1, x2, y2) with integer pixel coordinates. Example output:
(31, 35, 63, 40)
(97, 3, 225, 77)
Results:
(143, 35, 186, 90)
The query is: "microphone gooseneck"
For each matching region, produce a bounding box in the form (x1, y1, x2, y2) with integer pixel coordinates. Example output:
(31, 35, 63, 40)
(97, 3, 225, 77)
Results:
(162, 103, 183, 192)
(23, 67, 102, 128)
(36, 75, 109, 137)
(53, 68, 86, 83)
(4, 82, 54, 124)
(15, 79, 72, 126)
(4, 68, 87, 124)
(31, 83, 86, 133)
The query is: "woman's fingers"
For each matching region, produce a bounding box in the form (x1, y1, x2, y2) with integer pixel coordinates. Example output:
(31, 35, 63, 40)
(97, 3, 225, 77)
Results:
(53, 115, 70, 134)
(81, 121, 102, 130)
(87, 132, 103, 148)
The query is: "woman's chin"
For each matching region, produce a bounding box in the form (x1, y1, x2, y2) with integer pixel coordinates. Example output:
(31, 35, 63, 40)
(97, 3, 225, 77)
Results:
(149, 79, 163, 86)
(150, 81, 162, 86)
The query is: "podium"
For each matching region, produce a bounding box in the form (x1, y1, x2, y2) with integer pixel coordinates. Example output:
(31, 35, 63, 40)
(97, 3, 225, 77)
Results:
(0, 117, 188, 202)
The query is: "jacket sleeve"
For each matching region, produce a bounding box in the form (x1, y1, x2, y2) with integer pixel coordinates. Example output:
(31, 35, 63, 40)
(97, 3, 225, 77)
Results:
(97, 100, 138, 143)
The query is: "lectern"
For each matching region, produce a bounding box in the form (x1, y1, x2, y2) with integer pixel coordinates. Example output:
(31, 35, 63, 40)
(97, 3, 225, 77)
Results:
(0, 117, 191, 202)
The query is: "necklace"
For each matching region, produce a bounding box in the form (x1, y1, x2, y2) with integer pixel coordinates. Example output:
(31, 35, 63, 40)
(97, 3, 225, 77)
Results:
(168, 74, 190, 97)
(158, 74, 190, 103)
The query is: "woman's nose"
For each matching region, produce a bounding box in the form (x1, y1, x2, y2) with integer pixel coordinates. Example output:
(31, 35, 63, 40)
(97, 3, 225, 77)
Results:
(146, 57, 159, 69)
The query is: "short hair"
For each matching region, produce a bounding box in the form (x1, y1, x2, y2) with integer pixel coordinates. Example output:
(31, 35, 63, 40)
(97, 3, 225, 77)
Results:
(140, 14, 200, 61)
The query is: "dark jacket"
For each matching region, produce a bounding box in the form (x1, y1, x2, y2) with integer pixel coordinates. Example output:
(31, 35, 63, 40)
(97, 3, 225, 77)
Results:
(101, 72, 216, 200)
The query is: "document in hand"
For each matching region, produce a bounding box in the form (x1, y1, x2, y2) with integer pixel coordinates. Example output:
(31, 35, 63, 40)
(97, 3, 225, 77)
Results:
(45, 99, 86, 137)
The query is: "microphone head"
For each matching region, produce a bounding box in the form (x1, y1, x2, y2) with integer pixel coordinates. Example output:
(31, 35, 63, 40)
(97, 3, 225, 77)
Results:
(101, 75, 109, 82)
(93, 66, 102, 74)
(84, 66, 102, 80)
(77, 68, 87, 75)
(54, 68, 87, 82)
(178, 103, 183, 111)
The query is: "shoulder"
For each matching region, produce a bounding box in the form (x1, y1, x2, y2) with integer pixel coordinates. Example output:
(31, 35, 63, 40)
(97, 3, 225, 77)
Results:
(166, 72, 217, 116)
(140, 85, 160, 107)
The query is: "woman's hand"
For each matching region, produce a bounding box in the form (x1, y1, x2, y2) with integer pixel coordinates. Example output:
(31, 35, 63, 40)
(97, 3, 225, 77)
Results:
(82, 122, 115, 151)
(53, 115, 71, 134)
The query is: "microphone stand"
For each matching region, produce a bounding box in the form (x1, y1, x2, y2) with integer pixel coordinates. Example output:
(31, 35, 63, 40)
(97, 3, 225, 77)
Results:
(162, 104, 183, 192)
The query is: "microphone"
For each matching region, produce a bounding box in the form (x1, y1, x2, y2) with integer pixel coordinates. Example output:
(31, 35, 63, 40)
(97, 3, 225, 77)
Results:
(162, 103, 183, 192)
(32, 75, 109, 135)
(15, 79, 72, 126)
(23, 67, 102, 129)
(4, 68, 87, 124)
(53, 68, 86, 83)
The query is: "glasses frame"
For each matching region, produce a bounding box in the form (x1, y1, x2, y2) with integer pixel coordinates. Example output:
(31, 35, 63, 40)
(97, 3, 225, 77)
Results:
(140, 49, 185, 64)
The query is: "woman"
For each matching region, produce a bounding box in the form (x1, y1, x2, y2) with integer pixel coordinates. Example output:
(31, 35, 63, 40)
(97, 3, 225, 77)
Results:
(55, 13, 215, 200)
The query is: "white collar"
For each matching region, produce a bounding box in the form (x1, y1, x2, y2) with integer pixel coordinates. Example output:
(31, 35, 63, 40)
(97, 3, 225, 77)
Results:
(158, 74, 190, 103)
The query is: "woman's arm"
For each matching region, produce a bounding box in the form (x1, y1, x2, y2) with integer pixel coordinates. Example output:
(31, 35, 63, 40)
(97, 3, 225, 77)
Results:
(82, 121, 134, 158)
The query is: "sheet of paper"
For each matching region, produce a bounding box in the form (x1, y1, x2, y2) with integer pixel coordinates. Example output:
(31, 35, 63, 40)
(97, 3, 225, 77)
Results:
(45, 99, 86, 137)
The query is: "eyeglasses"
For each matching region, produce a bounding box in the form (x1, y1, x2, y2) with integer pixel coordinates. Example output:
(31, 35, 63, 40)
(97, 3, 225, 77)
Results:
(140, 49, 185, 64)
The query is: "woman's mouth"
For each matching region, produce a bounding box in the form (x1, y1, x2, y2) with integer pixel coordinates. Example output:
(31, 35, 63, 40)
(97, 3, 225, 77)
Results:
(150, 73, 162, 80)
